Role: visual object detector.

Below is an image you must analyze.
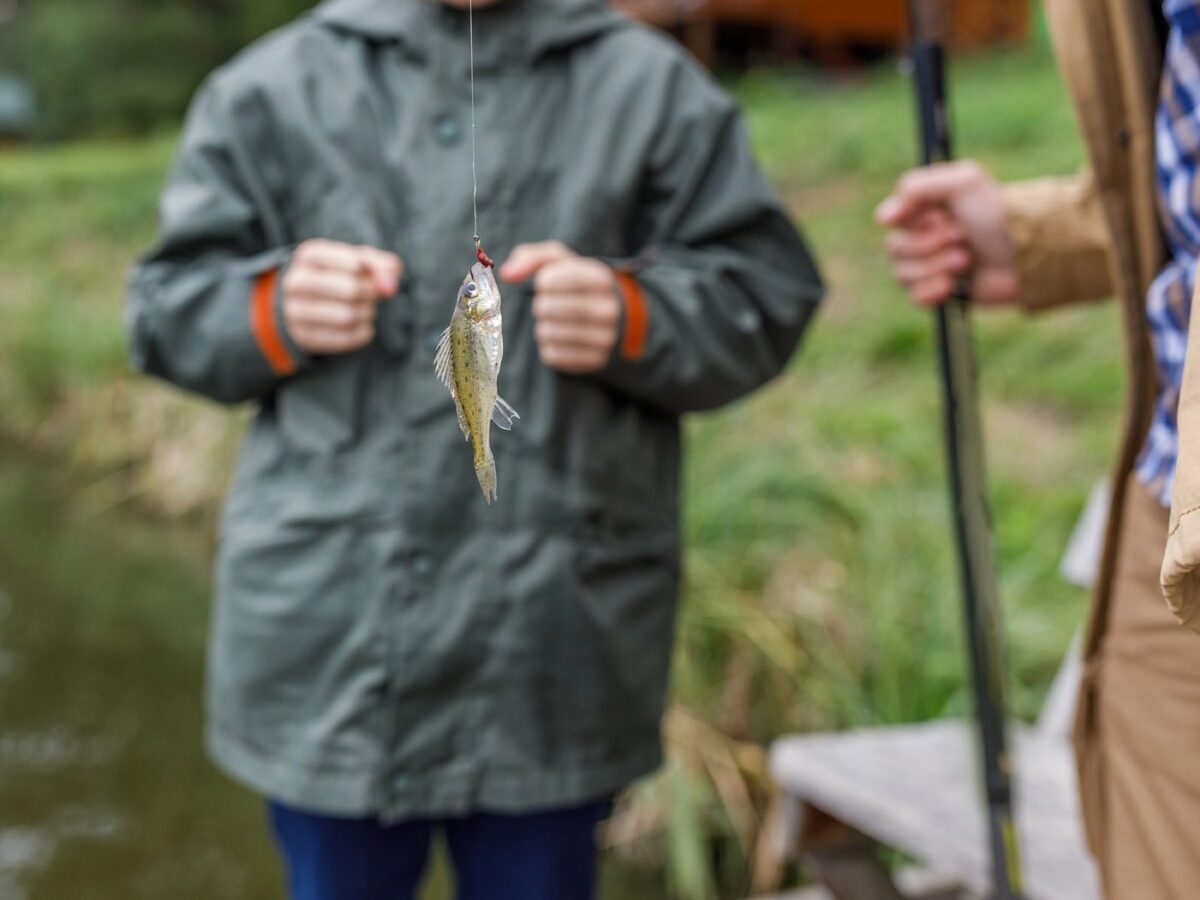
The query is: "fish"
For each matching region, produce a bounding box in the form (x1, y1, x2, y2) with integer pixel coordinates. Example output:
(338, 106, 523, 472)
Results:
(435, 259, 519, 503)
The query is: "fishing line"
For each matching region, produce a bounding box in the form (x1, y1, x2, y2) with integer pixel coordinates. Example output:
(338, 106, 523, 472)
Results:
(467, 0, 494, 268)
(469, 0, 479, 246)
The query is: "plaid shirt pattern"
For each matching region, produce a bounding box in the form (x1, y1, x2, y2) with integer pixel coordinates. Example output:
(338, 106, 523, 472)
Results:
(1137, 0, 1200, 505)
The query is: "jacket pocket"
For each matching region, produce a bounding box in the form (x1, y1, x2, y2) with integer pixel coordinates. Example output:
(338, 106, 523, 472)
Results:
(544, 524, 681, 757)
(208, 522, 391, 768)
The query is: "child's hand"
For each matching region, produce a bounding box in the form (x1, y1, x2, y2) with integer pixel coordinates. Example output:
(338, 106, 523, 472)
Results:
(499, 241, 620, 374)
(282, 239, 402, 354)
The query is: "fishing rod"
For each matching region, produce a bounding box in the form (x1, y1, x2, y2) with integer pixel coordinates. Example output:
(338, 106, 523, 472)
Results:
(906, 2, 1023, 897)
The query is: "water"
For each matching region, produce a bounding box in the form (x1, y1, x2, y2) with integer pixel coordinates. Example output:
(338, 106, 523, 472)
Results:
(0, 454, 285, 899)
(0, 454, 661, 899)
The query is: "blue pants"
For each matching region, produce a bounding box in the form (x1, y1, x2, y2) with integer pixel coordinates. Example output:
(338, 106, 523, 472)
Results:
(268, 799, 610, 900)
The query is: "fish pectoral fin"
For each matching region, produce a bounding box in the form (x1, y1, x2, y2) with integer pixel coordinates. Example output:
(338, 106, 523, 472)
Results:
(434, 326, 454, 388)
(491, 395, 520, 431)
(436, 326, 469, 439)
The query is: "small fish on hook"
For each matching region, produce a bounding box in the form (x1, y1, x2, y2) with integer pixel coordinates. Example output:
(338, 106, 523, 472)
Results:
(434, 241, 519, 503)
(436, 2, 517, 503)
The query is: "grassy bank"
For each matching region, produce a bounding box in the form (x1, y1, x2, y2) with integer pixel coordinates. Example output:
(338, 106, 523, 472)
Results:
(0, 36, 1111, 898)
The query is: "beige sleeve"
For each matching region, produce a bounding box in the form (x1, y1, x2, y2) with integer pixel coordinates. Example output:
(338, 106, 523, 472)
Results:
(1001, 170, 1114, 312)
(1162, 268, 1200, 632)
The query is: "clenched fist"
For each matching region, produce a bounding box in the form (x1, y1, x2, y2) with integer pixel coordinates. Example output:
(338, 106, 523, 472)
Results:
(500, 241, 620, 374)
(282, 239, 403, 354)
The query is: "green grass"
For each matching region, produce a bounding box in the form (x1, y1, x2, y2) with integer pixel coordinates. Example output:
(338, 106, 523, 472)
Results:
(0, 34, 1114, 899)
(0, 136, 171, 428)
(682, 43, 1104, 736)
(666, 45, 1110, 895)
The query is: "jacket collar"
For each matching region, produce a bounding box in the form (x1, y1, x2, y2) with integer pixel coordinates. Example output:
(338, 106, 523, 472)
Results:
(312, 0, 626, 61)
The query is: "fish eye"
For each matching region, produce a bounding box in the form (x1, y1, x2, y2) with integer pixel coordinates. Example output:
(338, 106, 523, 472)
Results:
(465, 282, 479, 298)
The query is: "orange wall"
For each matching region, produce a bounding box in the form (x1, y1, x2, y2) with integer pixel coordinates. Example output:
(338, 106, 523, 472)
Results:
(615, 0, 1029, 49)
(786, 1, 907, 44)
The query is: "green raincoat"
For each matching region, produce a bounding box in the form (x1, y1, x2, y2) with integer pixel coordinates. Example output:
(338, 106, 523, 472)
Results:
(128, 0, 823, 819)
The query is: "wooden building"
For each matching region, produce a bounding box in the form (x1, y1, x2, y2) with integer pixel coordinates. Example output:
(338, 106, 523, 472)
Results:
(613, 0, 1031, 64)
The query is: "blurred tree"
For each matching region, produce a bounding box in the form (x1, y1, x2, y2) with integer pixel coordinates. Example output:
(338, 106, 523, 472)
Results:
(235, 0, 317, 49)
(22, 0, 314, 140)
(0, 0, 23, 73)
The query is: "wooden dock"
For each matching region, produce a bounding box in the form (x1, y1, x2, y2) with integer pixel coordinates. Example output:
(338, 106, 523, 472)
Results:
(766, 720, 1099, 900)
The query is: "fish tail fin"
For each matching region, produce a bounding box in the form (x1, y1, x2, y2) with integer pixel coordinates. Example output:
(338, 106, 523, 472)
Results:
(475, 450, 497, 505)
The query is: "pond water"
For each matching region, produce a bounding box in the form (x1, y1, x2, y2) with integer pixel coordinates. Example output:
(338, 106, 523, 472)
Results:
(0, 453, 661, 899)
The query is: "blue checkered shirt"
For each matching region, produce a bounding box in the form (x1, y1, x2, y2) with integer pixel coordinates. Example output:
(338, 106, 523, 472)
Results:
(1137, 1, 1200, 506)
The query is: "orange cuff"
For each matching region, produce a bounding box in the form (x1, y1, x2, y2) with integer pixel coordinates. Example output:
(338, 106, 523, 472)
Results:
(615, 271, 649, 361)
(250, 268, 298, 376)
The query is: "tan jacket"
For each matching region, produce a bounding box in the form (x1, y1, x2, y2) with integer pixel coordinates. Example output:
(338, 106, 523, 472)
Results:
(1162, 104, 1200, 627)
(1021, 3, 1200, 640)
(1164, 360, 1200, 628)
(1004, 1, 1163, 632)
(999, 0, 1164, 851)
(1003, 1, 1162, 633)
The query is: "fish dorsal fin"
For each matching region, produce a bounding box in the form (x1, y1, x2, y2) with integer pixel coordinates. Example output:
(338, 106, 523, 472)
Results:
(491, 395, 520, 431)
(434, 325, 454, 389)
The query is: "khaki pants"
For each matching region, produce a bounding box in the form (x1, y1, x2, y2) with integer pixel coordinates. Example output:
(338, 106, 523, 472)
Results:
(1080, 481, 1200, 898)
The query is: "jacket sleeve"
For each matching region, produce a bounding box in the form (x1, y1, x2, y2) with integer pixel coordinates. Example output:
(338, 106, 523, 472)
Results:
(126, 77, 306, 405)
(595, 61, 823, 413)
(1163, 266, 1200, 632)
(1001, 169, 1114, 312)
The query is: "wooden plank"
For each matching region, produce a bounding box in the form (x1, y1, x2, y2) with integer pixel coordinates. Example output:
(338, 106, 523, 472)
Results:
(769, 722, 1100, 900)
(1036, 634, 1081, 741)
(797, 807, 905, 900)
(751, 866, 970, 900)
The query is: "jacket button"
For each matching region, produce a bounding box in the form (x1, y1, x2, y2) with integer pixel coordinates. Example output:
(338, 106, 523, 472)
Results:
(412, 554, 433, 577)
(434, 115, 461, 147)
